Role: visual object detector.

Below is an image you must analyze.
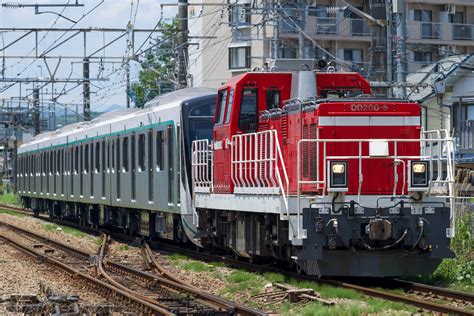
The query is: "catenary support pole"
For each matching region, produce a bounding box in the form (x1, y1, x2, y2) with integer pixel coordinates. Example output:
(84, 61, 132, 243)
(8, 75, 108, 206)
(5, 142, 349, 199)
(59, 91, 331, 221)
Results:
(83, 57, 90, 121)
(395, 0, 407, 99)
(177, 0, 188, 89)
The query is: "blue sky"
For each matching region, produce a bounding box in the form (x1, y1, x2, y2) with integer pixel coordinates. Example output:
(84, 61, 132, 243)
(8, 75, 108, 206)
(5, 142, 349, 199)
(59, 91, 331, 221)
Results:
(0, 0, 177, 115)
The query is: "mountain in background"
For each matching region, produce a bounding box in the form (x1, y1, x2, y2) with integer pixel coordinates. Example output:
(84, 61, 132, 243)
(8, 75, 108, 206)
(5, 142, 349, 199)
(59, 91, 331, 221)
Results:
(93, 103, 124, 113)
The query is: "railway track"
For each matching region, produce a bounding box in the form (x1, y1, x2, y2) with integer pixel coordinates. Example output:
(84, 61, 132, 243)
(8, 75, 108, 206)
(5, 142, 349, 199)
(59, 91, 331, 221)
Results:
(1, 203, 473, 315)
(0, 218, 263, 315)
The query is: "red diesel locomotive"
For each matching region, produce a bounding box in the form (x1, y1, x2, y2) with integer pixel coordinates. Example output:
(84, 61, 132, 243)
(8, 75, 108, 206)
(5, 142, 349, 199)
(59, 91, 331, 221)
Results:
(191, 64, 455, 277)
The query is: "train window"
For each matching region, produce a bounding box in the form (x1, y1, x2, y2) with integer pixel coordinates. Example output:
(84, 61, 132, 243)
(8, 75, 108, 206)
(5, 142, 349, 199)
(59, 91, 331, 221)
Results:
(138, 134, 145, 172)
(74, 147, 78, 174)
(85, 144, 90, 173)
(43, 152, 47, 175)
(215, 89, 227, 125)
(122, 137, 129, 172)
(56, 150, 60, 175)
(266, 89, 280, 110)
(95, 142, 100, 173)
(49, 151, 53, 175)
(116, 138, 120, 172)
(238, 88, 258, 133)
(111, 140, 115, 171)
(225, 89, 234, 124)
(101, 140, 105, 172)
(156, 131, 164, 171)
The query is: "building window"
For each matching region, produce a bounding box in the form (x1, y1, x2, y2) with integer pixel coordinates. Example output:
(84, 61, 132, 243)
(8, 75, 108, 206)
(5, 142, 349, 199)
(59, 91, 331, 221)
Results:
(229, 46, 250, 69)
(414, 52, 433, 64)
(414, 10, 432, 22)
(344, 49, 363, 63)
(449, 12, 464, 24)
(229, 4, 251, 26)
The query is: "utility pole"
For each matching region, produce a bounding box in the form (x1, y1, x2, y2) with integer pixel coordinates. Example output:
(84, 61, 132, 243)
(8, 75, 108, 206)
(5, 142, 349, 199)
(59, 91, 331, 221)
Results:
(177, 0, 188, 89)
(272, 1, 280, 59)
(83, 57, 91, 121)
(126, 59, 131, 108)
(385, 0, 393, 97)
(394, 0, 407, 98)
(33, 88, 40, 135)
(368, 0, 387, 90)
(297, 0, 306, 59)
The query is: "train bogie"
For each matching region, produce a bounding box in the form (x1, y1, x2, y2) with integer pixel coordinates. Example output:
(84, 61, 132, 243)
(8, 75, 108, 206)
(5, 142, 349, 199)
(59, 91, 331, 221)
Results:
(17, 88, 216, 243)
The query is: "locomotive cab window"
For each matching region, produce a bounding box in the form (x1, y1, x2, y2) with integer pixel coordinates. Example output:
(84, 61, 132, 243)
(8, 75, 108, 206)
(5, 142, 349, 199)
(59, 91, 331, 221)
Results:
(215, 89, 227, 125)
(266, 89, 280, 110)
(238, 88, 258, 133)
(225, 89, 234, 124)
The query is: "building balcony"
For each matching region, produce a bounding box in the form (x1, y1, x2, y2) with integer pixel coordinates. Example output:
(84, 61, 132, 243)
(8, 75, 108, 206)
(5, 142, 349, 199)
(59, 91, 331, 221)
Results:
(452, 24, 473, 41)
(420, 22, 442, 39)
(315, 17, 337, 35)
(407, 21, 474, 45)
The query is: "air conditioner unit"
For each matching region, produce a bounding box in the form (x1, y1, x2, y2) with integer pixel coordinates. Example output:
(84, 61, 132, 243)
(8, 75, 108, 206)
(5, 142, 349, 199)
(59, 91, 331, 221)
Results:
(445, 5, 456, 15)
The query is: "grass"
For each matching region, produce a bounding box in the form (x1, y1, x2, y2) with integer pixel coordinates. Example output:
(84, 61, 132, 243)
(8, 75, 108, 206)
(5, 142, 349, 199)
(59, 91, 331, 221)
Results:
(43, 223, 86, 238)
(217, 269, 416, 314)
(407, 211, 473, 292)
(0, 193, 20, 206)
(168, 253, 222, 272)
(0, 209, 25, 217)
(118, 244, 130, 251)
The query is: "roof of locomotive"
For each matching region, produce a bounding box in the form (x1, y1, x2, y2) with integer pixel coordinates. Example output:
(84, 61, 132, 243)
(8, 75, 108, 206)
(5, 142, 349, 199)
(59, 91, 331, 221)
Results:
(19, 87, 217, 153)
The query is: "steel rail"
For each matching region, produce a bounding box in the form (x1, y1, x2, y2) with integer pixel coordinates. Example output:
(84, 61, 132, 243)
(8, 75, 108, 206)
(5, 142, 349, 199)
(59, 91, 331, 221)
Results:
(149, 241, 474, 316)
(390, 278, 474, 303)
(2, 203, 472, 315)
(96, 235, 175, 316)
(0, 214, 260, 315)
(143, 243, 265, 316)
(0, 233, 169, 314)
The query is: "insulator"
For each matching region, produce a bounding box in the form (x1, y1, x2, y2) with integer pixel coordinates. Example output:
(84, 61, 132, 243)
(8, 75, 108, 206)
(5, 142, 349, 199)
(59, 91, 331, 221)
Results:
(2, 2, 22, 8)
(326, 6, 341, 15)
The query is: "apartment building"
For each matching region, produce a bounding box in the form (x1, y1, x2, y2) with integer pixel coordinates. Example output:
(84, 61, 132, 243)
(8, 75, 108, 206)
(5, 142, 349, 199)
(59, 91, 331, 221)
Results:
(188, 0, 474, 88)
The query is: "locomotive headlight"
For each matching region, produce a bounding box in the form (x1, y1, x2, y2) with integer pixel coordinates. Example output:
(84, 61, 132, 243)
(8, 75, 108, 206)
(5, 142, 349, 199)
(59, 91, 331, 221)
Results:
(328, 161, 348, 191)
(410, 161, 429, 188)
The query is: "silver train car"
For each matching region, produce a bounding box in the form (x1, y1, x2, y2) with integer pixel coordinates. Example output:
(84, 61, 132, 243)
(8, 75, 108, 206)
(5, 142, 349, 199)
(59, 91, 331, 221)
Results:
(16, 88, 215, 243)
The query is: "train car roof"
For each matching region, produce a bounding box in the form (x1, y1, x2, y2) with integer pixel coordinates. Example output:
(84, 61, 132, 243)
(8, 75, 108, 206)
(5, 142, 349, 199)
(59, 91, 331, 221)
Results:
(19, 87, 217, 153)
(144, 87, 216, 108)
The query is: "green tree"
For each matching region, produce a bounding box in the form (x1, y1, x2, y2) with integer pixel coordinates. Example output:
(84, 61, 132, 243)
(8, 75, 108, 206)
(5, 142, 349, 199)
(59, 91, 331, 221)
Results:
(131, 18, 178, 108)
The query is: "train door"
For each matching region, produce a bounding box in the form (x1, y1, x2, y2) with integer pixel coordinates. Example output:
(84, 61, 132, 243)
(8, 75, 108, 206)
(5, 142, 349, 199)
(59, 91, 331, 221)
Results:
(131, 133, 136, 202)
(147, 129, 153, 203)
(213, 87, 231, 193)
(101, 139, 106, 200)
(167, 125, 174, 206)
(116, 137, 121, 201)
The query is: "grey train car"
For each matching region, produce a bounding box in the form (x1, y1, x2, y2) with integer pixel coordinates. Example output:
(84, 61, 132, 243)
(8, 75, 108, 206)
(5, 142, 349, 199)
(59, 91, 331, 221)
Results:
(16, 88, 216, 243)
